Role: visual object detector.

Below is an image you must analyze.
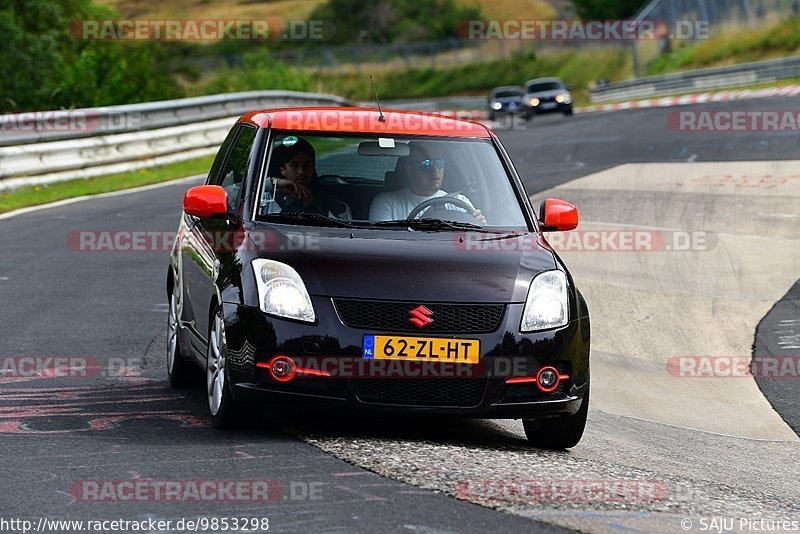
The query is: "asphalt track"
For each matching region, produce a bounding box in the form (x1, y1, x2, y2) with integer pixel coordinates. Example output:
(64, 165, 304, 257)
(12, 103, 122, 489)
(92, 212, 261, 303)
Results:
(0, 98, 798, 533)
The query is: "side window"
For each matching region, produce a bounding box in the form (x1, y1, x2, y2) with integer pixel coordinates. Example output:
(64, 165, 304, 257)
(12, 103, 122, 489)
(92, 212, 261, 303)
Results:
(206, 126, 239, 186)
(216, 126, 257, 212)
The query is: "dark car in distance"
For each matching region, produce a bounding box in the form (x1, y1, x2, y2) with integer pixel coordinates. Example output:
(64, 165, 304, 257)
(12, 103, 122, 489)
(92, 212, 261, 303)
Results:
(487, 86, 524, 121)
(167, 107, 590, 449)
(523, 77, 574, 118)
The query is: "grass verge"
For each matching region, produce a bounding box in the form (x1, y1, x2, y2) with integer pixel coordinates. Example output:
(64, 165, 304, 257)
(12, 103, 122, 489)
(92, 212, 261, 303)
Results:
(0, 155, 213, 215)
(646, 18, 800, 75)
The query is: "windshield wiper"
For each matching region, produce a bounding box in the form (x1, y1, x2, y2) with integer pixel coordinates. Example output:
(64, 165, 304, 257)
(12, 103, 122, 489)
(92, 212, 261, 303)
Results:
(263, 212, 354, 228)
(371, 218, 494, 232)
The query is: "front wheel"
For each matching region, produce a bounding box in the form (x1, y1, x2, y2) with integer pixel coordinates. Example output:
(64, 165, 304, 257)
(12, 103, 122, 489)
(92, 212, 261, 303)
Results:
(206, 307, 243, 429)
(167, 291, 196, 388)
(522, 381, 589, 449)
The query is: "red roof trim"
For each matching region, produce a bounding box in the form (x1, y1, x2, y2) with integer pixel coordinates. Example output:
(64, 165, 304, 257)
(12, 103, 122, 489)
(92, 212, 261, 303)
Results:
(238, 107, 491, 138)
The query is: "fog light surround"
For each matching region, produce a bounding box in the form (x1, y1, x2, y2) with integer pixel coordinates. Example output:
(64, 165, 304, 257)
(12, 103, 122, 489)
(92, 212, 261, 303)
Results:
(536, 366, 567, 393)
(267, 355, 297, 383)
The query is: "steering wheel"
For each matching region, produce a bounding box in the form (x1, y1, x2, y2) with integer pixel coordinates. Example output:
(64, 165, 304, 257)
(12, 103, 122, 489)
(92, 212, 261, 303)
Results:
(407, 196, 480, 221)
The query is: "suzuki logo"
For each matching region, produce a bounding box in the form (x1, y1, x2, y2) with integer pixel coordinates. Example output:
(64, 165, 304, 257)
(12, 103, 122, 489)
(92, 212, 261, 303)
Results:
(409, 305, 434, 329)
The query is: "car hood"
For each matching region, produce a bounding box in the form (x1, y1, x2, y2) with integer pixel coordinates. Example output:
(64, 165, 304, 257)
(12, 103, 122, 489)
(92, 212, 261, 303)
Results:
(247, 226, 557, 303)
(493, 96, 522, 103)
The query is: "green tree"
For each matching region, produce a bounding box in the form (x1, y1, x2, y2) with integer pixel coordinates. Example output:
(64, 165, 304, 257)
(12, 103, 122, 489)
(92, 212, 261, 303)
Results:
(0, 0, 180, 110)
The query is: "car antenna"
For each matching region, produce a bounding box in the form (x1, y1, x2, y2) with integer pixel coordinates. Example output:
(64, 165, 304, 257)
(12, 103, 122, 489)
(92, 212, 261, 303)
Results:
(370, 75, 385, 122)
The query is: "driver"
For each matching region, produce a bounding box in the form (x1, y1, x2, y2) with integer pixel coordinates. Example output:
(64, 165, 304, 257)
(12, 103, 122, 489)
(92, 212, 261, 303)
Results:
(369, 143, 486, 224)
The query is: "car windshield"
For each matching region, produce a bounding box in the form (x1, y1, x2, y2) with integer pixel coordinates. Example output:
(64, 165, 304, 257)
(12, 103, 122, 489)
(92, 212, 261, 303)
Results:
(527, 82, 562, 92)
(493, 90, 522, 98)
(256, 132, 529, 229)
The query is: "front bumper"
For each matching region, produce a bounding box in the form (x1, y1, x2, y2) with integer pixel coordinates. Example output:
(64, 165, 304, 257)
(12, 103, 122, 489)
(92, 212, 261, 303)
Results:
(526, 101, 572, 115)
(221, 299, 590, 418)
(490, 102, 524, 114)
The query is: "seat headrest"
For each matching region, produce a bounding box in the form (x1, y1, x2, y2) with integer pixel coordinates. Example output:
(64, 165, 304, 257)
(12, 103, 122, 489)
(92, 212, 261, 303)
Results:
(384, 161, 412, 191)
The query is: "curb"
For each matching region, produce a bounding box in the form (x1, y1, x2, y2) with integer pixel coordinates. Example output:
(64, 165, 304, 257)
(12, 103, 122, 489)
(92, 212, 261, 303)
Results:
(578, 84, 800, 113)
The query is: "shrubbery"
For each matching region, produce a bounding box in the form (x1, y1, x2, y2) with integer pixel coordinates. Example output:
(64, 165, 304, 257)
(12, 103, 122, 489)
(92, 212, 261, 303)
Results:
(202, 48, 313, 94)
(308, 0, 481, 44)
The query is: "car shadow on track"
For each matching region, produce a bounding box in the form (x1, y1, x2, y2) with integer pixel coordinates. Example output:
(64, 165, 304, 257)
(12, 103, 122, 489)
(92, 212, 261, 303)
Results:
(268, 410, 557, 453)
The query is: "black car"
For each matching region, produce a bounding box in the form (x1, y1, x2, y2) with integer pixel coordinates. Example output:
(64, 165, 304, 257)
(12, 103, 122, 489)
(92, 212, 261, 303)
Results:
(167, 107, 590, 449)
(523, 77, 574, 118)
(487, 85, 524, 121)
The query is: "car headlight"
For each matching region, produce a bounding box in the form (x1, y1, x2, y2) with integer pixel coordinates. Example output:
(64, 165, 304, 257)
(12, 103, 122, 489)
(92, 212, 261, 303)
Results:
(520, 270, 569, 331)
(555, 94, 572, 104)
(491, 101, 502, 110)
(529, 97, 540, 106)
(252, 259, 315, 322)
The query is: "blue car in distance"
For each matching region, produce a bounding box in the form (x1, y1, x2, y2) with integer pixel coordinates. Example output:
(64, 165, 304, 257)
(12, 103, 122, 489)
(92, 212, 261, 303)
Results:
(487, 86, 524, 121)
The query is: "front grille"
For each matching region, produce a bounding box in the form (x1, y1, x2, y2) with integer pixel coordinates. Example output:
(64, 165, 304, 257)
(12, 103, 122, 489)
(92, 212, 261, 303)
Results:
(334, 299, 504, 333)
(355, 378, 486, 407)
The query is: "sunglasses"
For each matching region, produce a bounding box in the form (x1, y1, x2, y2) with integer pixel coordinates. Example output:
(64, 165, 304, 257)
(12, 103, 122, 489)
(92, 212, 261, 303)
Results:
(419, 158, 445, 171)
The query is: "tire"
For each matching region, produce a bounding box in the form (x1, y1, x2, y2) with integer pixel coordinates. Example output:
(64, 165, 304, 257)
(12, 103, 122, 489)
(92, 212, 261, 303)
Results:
(522, 381, 589, 449)
(488, 111, 496, 121)
(206, 306, 243, 429)
(563, 106, 574, 116)
(167, 291, 196, 388)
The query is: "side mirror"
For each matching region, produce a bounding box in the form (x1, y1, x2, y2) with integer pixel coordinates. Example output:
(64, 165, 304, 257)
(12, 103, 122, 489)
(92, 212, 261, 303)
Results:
(539, 198, 578, 232)
(183, 185, 228, 219)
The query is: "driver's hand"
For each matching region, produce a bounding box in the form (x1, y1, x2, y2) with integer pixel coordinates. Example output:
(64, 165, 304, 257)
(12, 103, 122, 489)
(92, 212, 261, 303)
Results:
(473, 209, 488, 225)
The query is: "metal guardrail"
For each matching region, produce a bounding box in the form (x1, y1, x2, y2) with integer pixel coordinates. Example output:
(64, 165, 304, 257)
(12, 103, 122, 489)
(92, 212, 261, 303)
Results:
(0, 90, 353, 147)
(0, 91, 353, 191)
(590, 55, 800, 102)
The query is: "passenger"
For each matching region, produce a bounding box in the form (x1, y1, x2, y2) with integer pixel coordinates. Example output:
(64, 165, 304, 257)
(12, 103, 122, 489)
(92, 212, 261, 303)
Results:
(263, 136, 351, 219)
(369, 143, 486, 224)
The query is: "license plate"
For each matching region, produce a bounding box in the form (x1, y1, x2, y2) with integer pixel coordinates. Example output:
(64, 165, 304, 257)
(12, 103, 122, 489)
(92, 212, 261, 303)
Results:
(362, 335, 479, 364)
(540, 102, 556, 110)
